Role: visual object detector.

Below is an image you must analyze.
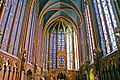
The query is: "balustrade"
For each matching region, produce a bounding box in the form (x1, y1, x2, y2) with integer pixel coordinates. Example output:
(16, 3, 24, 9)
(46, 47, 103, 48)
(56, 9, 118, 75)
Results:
(0, 49, 20, 80)
(0, 49, 39, 80)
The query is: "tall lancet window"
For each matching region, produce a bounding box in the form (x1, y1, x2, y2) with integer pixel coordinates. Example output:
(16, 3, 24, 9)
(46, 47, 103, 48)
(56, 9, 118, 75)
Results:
(50, 30, 57, 69)
(58, 55, 65, 67)
(84, 2, 95, 63)
(66, 29, 73, 70)
(58, 29, 65, 52)
(93, 0, 118, 55)
(46, 23, 79, 71)
(74, 31, 79, 70)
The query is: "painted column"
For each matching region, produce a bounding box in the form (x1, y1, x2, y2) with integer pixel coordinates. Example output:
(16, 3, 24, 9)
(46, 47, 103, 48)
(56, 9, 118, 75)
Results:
(9, 65, 13, 80)
(21, 71, 24, 80)
(1, 65, 5, 80)
(7, 62, 11, 80)
(11, 67, 15, 80)
(64, 31, 67, 69)
(0, 56, 3, 80)
(0, 0, 7, 22)
(13, 67, 17, 80)
(0, 68, 2, 80)
(4, 61, 9, 80)
(72, 30, 75, 69)
(47, 33, 50, 71)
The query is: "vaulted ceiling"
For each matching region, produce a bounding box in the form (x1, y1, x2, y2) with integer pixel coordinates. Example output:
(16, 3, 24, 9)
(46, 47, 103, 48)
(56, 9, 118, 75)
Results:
(38, 0, 83, 35)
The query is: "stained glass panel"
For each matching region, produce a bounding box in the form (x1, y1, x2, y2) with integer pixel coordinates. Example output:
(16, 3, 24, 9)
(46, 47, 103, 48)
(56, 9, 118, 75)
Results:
(84, 3, 94, 63)
(50, 30, 56, 69)
(93, 0, 118, 55)
(58, 56, 65, 67)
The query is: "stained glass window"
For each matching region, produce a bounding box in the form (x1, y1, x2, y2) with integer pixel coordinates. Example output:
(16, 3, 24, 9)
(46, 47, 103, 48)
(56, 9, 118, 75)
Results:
(66, 29, 73, 70)
(50, 30, 57, 69)
(48, 27, 79, 70)
(84, 2, 95, 63)
(0, 0, 11, 44)
(58, 56, 65, 67)
(8, 0, 23, 54)
(93, 0, 118, 55)
(74, 31, 79, 70)
(101, 0, 117, 51)
(28, 8, 35, 63)
(25, 6, 33, 51)
(58, 29, 65, 51)
(13, 0, 27, 56)
(1, 0, 18, 51)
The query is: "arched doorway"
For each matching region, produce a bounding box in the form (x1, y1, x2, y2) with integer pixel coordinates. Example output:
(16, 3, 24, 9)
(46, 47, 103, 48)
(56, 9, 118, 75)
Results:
(57, 72, 67, 80)
(27, 69, 32, 80)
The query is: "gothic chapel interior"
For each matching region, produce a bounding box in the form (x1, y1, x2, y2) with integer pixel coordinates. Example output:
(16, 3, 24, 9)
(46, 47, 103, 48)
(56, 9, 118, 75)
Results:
(0, 0, 120, 80)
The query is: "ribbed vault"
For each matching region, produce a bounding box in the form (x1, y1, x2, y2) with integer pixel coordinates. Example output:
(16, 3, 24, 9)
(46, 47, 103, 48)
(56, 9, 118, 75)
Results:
(38, 0, 83, 35)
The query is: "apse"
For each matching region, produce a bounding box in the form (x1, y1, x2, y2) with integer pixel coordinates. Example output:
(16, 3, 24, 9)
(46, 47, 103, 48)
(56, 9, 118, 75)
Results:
(41, 18, 80, 71)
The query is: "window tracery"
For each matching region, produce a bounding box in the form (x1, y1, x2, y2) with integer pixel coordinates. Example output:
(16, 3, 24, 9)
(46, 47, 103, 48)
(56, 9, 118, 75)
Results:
(93, 0, 118, 55)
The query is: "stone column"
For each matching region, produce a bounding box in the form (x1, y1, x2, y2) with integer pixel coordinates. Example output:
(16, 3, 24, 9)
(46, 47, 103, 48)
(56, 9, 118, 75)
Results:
(13, 67, 17, 80)
(21, 71, 24, 80)
(8, 61, 13, 80)
(0, 0, 7, 22)
(64, 30, 67, 69)
(0, 56, 3, 79)
(72, 31, 75, 69)
(47, 33, 50, 71)
(15, 67, 19, 80)
(9, 65, 13, 80)
(0, 68, 2, 80)
(4, 61, 9, 80)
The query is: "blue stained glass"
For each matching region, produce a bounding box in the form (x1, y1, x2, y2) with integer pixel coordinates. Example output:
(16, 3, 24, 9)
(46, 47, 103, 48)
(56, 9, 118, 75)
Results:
(93, 0, 118, 55)
(0, 0, 11, 43)
(58, 29, 65, 51)
(25, 7, 33, 51)
(13, 0, 27, 56)
(50, 30, 57, 69)
(28, 11, 36, 63)
(58, 56, 65, 67)
(84, 3, 94, 63)
(1, 0, 18, 51)
(8, 0, 23, 54)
